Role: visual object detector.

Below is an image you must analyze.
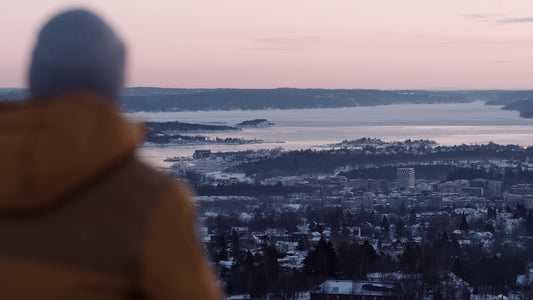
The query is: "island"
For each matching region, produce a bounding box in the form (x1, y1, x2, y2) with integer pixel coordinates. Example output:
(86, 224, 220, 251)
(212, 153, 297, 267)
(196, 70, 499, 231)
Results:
(145, 121, 239, 133)
(235, 119, 275, 128)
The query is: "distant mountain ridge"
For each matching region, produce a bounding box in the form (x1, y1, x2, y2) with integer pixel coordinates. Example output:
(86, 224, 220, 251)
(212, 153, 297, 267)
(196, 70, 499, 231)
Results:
(118, 88, 492, 112)
(2, 88, 532, 116)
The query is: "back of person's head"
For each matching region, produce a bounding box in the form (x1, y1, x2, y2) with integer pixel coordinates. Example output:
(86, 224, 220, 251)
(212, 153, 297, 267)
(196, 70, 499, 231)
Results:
(29, 9, 125, 102)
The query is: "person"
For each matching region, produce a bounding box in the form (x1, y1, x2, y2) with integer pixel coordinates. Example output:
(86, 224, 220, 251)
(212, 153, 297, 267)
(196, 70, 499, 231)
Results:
(0, 9, 223, 300)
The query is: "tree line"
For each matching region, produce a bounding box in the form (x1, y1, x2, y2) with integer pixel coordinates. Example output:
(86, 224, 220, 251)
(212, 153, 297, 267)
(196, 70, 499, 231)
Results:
(235, 143, 533, 178)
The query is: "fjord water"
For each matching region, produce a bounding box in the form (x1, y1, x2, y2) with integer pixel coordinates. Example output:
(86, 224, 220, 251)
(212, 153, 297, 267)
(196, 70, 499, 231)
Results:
(125, 101, 533, 167)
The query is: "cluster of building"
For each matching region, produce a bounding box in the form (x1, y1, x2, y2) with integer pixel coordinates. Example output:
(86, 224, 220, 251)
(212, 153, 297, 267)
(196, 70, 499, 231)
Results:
(163, 144, 533, 299)
(311, 280, 404, 300)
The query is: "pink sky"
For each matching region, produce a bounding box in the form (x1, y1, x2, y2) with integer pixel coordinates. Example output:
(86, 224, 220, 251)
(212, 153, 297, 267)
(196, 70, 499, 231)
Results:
(1, 0, 532, 89)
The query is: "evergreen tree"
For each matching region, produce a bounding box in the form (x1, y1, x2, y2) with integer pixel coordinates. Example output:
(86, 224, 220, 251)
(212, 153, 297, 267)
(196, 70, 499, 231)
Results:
(399, 201, 406, 216)
(279, 211, 299, 233)
(381, 216, 390, 231)
(452, 258, 462, 277)
(461, 287, 470, 300)
(303, 237, 338, 281)
(216, 235, 228, 261)
(395, 219, 405, 237)
(230, 229, 240, 257)
(358, 207, 368, 223)
(441, 231, 449, 242)
(262, 243, 280, 294)
(297, 237, 310, 251)
(459, 213, 469, 231)
(368, 210, 375, 225)
(484, 223, 495, 234)
(487, 207, 497, 219)
(514, 203, 527, 219)
(409, 208, 417, 224)
(526, 210, 533, 236)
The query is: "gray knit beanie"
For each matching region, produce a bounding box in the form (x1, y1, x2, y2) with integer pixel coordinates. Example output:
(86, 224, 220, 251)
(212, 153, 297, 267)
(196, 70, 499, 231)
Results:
(29, 9, 125, 102)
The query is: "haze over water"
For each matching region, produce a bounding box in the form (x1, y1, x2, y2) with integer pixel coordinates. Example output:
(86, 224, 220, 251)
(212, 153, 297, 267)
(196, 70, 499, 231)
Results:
(125, 101, 533, 167)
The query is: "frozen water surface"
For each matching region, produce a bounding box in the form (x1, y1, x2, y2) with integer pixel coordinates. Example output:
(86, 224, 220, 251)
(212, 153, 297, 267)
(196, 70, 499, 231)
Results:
(124, 102, 533, 167)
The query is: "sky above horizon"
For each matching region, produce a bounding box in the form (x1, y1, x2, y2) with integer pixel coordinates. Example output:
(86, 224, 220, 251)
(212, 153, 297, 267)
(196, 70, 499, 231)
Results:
(1, 0, 532, 90)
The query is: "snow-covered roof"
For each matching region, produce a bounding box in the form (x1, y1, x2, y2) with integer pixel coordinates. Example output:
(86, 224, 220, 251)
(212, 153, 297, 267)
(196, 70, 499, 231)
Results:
(314, 280, 401, 296)
(227, 295, 251, 299)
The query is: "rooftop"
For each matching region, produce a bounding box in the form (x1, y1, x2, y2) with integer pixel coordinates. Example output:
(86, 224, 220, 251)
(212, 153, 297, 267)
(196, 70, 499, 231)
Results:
(314, 280, 402, 296)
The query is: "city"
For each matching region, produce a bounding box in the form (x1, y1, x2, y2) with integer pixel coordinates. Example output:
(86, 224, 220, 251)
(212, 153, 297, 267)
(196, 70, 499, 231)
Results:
(169, 139, 533, 299)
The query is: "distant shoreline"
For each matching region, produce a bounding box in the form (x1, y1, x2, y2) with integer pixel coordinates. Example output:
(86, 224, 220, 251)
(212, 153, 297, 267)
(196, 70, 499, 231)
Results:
(3, 87, 531, 118)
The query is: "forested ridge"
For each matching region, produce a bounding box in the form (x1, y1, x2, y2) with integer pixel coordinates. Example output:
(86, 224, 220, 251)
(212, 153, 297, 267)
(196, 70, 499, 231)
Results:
(3, 88, 531, 116)
(234, 143, 533, 178)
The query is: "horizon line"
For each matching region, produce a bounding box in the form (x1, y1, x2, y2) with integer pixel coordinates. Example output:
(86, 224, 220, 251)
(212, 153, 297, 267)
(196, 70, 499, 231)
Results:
(1, 86, 532, 92)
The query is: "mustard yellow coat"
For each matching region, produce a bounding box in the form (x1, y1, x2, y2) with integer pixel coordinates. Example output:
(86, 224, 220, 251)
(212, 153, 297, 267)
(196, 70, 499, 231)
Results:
(0, 94, 223, 299)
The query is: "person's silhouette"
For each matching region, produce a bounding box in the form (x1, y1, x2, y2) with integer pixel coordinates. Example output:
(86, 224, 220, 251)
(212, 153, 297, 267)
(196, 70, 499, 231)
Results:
(0, 9, 222, 299)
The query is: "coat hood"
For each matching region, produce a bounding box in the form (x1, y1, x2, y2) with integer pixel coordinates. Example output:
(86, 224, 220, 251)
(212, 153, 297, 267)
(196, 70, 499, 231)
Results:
(0, 93, 144, 213)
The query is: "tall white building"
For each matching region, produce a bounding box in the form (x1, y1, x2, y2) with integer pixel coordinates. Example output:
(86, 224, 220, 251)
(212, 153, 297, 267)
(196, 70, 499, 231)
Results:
(397, 168, 415, 189)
